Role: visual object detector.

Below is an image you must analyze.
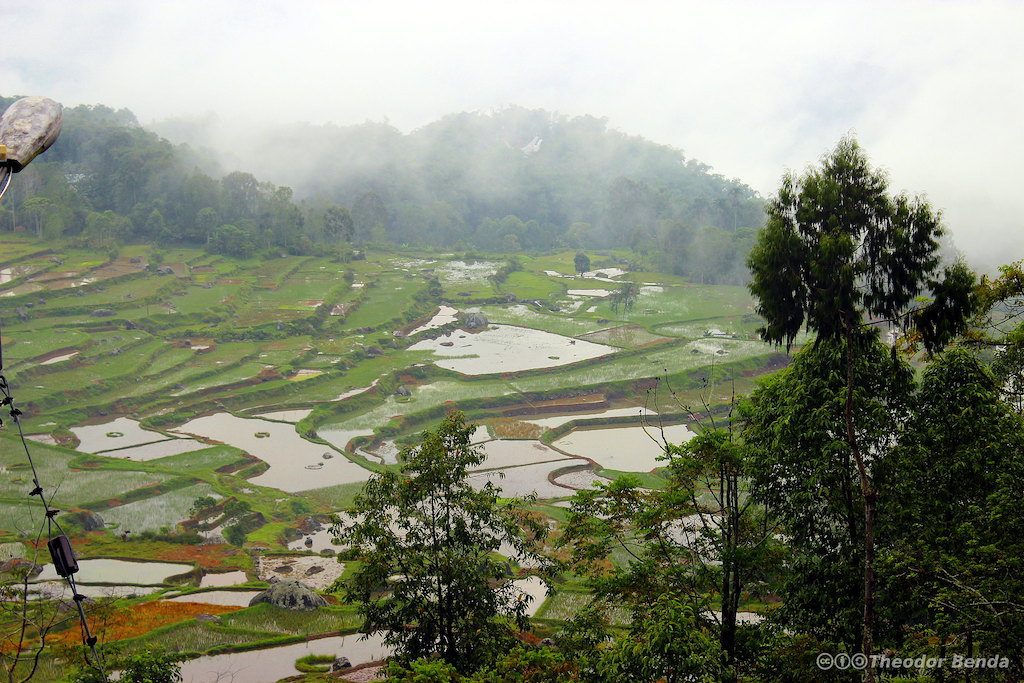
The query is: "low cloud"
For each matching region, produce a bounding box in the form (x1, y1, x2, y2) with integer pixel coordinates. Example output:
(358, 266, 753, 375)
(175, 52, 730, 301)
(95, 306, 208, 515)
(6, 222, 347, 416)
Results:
(6, 0, 1023, 269)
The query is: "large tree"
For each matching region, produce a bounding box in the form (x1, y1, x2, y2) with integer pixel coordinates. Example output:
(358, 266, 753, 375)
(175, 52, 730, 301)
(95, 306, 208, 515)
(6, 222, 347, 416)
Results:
(574, 251, 590, 276)
(881, 349, 1024, 674)
(746, 137, 974, 680)
(559, 389, 778, 681)
(744, 335, 914, 653)
(333, 412, 547, 674)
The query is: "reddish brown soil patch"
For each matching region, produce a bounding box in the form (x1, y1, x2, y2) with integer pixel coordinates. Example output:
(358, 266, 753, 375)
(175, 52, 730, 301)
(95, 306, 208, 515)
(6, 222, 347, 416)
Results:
(52, 601, 240, 645)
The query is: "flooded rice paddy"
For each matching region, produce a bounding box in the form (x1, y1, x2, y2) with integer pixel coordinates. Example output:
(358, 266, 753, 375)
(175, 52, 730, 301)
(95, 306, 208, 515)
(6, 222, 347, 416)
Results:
(475, 439, 570, 470)
(174, 413, 373, 492)
(508, 576, 549, 617)
(70, 417, 170, 453)
(551, 467, 613, 490)
(199, 571, 249, 587)
(36, 558, 192, 585)
(252, 408, 313, 423)
(39, 351, 79, 365)
(168, 590, 262, 607)
(317, 427, 375, 453)
(409, 324, 615, 375)
(408, 305, 459, 335)
(467, 459, 588, 498)
(179, 633, 391, 683)
(254, 554, 345, 590)
(97, 438, 208, 460)
(524, 405, 657, 429)
(552, 423, 694, 471)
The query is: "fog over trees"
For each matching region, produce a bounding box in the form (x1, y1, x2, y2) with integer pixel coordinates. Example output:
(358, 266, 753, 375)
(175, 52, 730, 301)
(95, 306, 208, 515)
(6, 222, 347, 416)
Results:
(1, 97, 762, 283)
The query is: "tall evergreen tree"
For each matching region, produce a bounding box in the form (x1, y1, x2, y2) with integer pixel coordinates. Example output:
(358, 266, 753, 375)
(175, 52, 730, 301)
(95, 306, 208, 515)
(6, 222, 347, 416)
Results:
(746, 138, 975, 680)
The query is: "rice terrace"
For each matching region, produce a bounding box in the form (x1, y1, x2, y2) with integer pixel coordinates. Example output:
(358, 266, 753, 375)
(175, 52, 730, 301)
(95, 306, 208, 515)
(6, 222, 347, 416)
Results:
(3, 4, 1024, 681)
(0, 237, 784, 680)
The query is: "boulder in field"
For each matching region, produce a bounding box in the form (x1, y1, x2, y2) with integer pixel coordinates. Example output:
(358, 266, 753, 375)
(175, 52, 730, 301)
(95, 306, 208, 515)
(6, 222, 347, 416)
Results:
(248, 580, 327, 610)
(463, 312, 489, 330)
(62, 509, 106, 531)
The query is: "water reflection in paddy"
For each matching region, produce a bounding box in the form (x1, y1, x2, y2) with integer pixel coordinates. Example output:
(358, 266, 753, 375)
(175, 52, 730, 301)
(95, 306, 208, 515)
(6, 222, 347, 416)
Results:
(199, 571, 249, 587)
(71, 417, 170, 453)
(168, 590, 261, 607)
(553, 423, 694, 472)
(475, 439, 570, 470)
(525, 405, 657, 429)
(409, 324, 615, 375)
(468, 459, 588, 499)
(179, 633, 391, 683)
(98, 438, 208, 460)
(175, 414, 373, 492)
(36, 558, 192, 585)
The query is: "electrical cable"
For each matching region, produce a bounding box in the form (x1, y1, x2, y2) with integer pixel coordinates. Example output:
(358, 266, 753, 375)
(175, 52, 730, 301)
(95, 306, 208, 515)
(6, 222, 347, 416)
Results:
(0, 245, 106, 676)
(0, 167, 11, 203)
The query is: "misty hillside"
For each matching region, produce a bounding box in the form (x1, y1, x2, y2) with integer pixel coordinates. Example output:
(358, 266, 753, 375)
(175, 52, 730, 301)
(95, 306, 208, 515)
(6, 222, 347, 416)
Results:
(156, 107, 765, 281)
(2, 97, 762, 283)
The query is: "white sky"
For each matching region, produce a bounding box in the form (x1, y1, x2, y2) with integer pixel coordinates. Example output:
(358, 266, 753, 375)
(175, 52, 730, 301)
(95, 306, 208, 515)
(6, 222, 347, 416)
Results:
(5, 0, 1023, 268)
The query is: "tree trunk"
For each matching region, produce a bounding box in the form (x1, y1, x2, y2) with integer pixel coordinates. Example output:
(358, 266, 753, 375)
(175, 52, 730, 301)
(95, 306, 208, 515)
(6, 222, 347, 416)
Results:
(844, 325, 877, 683)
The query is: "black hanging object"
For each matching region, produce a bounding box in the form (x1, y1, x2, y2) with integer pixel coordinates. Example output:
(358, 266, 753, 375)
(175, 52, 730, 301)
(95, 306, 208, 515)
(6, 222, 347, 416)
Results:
(47, 535, 79, 577)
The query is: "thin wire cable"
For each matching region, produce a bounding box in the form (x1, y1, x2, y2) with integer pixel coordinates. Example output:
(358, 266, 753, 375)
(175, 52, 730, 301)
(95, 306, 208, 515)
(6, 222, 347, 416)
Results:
(0, 261, 106, 675)
(0, 167, 11, 203)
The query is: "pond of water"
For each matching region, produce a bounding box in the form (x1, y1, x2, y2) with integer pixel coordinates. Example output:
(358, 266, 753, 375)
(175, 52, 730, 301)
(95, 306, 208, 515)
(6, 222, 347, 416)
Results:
(199, 571, 249, 587)
(409, 324, 615, 375)
(174, 414, 373, 492)
(552, 423, 694, 472)
(36, 558, 192, 585)
(467, 459, 587, 499)
(98, 438, 208, 460)
(252, 409, 312, 423)
(167, 590, 262, 607)
(70, 417, 169, 453)
(408, 305, 458, 335)
(179, 633, 391, 683)
(39, 351, 79, 365)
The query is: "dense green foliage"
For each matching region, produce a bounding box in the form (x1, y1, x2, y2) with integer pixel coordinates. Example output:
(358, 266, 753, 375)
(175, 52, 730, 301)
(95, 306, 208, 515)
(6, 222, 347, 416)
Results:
(747, 137, 972, 351)
(746, 137, 976, 681)
(73, 650, 181, 683)
(743, 335, 914, 650)
(333, 412, 547, 673)
(881, 349, 1024, 672)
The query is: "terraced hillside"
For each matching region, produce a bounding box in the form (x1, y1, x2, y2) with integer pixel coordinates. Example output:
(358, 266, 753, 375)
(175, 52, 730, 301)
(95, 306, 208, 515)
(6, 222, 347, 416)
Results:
(0, 235, 789, 680)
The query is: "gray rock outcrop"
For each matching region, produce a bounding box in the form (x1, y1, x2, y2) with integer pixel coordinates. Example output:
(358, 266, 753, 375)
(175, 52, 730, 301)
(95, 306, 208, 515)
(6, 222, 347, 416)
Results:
(248, 579, 327, 610)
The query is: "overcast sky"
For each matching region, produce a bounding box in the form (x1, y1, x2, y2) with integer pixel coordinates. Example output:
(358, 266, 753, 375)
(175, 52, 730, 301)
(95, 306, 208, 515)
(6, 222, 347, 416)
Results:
(5, 1, 1022, 268)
